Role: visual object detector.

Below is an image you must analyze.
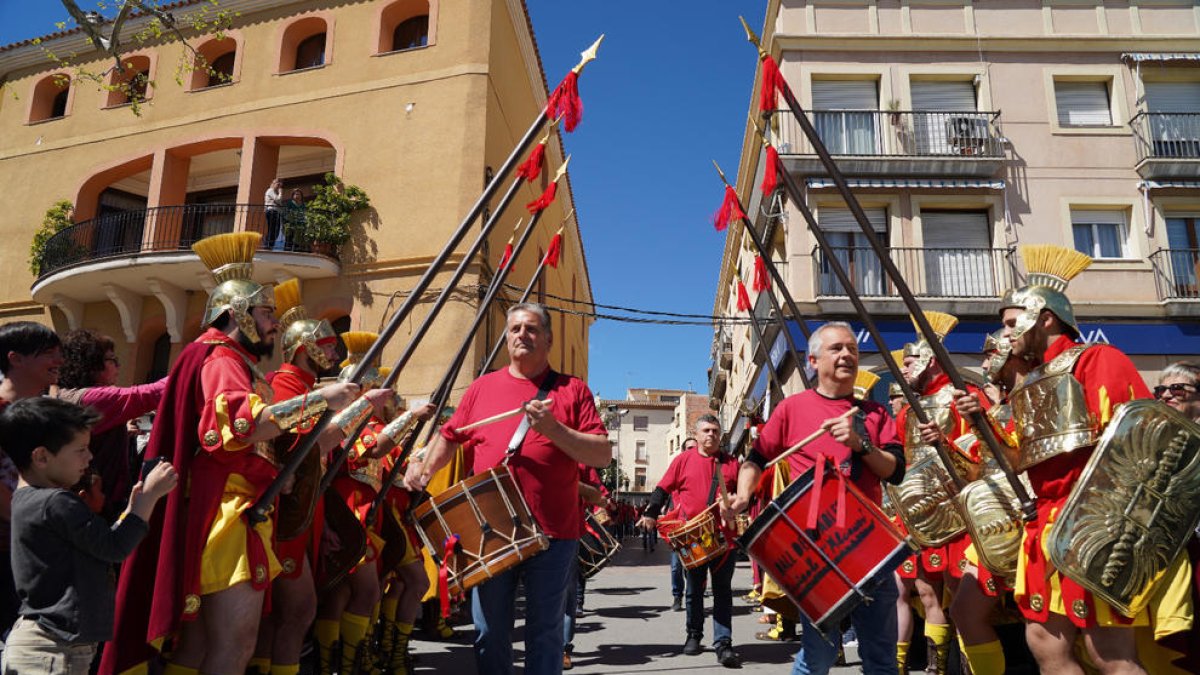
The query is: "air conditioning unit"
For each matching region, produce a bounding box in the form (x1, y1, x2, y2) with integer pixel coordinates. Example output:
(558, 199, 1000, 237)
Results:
(945, 116, 989, 154)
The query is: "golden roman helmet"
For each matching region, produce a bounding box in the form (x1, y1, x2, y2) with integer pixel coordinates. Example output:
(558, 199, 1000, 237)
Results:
(888, 381, 904, 399)
(853, 370, 880, 400)
(902, 311, 959, 381)
(274, 278, 337, 370)
(193, 233, 275, 343)
(982, 328, 1013, 383)
(338, 331, 384, 389)
(1000, 244, 1092, 342)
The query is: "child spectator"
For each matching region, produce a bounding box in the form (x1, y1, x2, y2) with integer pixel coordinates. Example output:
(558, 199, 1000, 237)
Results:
(0, 398, 177, 674)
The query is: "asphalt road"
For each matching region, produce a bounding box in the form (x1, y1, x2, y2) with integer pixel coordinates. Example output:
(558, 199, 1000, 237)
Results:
(411, 538, 862, 674)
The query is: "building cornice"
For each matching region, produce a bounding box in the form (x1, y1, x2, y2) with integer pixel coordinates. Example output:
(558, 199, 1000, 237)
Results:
(773, 34, 1200, 53)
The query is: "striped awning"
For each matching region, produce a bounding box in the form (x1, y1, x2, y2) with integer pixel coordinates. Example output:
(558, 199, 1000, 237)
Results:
(1121, 53, 1200, 63)
(806, 178, 1005, 189)
(1139, 180, 1200, 190)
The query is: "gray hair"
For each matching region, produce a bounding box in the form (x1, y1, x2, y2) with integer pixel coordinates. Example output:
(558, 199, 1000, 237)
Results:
(506, 303, 552, 338)
(695, 413, 720, 431)
(807, 321, 855, 358)
(1160, 361, 1200, 385)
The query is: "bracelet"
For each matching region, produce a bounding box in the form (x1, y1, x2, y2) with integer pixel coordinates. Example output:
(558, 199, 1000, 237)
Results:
(853, 439, 876, 458)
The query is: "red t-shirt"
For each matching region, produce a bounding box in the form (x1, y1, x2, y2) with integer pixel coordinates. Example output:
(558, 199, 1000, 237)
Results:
(441, 368, 607, 539)
(752, 389, 899, 504)
(656, 448, 740, 521)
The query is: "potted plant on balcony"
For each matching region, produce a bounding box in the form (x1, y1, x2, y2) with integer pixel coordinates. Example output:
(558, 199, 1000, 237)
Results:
(285, 173, 370, 256)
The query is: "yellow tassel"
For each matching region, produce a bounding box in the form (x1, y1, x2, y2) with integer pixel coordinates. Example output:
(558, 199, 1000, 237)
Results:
(912, 311, 958, 341)
(1020, 244, 1092, 284)
(378, 366, 393, 379)
(340, 331, 379, 367)
(890, 349, 906, 367)
(274, 277, 306, 326)
(853, 370, 880, 399)
(191, 232, 261, 281)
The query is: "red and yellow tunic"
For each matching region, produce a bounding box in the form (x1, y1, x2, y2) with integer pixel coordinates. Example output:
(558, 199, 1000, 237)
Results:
(331, 417, 386, 571)
(381, 446, 423, 570)
(268, 363, 324, 582)
(1013, 335, 1150, 628)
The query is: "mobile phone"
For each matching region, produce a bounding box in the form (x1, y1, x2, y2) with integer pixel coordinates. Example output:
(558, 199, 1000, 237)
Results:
(139, 456, 166, 481)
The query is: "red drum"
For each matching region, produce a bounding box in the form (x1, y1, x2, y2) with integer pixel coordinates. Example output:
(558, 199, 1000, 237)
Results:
(412, 466, 548, 596)
(739, 463, 914, 634)
(578, 511, 621, 579)
(666, 510, 729, 570)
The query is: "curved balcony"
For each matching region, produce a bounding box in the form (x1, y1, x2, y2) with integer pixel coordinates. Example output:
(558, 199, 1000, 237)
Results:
(32, 204, 341, 341)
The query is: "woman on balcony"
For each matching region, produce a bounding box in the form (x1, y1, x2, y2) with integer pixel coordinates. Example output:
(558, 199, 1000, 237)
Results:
(281, 188, 307, 251)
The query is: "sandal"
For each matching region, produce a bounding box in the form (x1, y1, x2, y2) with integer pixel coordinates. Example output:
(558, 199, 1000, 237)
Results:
(756, 614, 774, 624)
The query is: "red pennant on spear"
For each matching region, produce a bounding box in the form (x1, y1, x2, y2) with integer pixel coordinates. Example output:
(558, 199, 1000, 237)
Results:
(736, 280, 752, 312)
(741, 17, 785, 113)
(713, 185, 746, 231)
(526, 156, 571, 214)
(545, 36, 603, 132)
(753, 255, 770, 292)
(545, 228, 564, 269)
(516, 139, 547, 182)
(760, 145, 779, 196)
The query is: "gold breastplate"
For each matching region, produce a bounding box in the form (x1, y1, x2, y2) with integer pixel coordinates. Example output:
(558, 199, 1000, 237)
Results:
(904, 385, 955, 464)
(349, 447, 383, 492)
(1009, 344, 1097, 471)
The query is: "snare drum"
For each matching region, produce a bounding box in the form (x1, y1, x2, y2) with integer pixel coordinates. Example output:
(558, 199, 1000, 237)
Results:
(666, 510, 729, 570)
(578, 511, 621, 579)
(413, 466, 549, 596)
(739, 464, 914, 634)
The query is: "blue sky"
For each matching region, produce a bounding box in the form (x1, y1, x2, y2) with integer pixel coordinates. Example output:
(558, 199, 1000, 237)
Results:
(0, 2, 766, 402)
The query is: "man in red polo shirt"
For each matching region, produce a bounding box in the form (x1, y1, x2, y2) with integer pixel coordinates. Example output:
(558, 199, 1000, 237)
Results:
(404, 303, 609, 675)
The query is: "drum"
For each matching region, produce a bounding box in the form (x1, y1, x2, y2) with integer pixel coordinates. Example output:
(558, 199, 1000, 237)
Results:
(593, 507, 612, 527)
(578, 511, 621, 579)
(739, 464, 915, 634)
(666, 510, 729, 570)
(734, 513, 750, 537)
(412, 466, 549, 597)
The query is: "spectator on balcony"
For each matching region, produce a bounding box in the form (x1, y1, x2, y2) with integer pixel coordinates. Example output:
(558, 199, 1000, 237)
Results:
(281, 188, 307, 251)
(265, 178, 284, 251)
(53, 330, 166, 521)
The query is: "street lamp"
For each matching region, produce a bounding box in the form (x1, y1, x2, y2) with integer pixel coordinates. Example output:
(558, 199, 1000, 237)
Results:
(607, 405, 629, 503)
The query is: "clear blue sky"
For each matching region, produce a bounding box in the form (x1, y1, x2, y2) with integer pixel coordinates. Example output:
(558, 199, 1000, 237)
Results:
(0, 2, 766, 401)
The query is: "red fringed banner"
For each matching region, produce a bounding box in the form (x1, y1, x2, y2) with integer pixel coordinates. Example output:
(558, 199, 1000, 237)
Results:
(753, 255, 770, 292)
(736, 280, 752, 312)
(526, 182, 558, 214)
(498, 243, 514, 271)
(759, 55, 785, 112)
(760, 145, 779, 196)
(544, 232, 563, 269)
(516, 142, 546, 182)
(546, 71, 583, 132)
(712, 185, 745, 232)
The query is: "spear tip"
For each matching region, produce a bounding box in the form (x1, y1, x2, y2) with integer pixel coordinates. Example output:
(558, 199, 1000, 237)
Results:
(561, 208, 576, 225)
(738, 16, 769, 60)
(711, 159, 729, 184)
(554, 155, 572, 180)
(573, 34, 605, 74)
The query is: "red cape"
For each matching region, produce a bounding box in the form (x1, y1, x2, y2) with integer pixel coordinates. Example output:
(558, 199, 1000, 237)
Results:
(100, 340, 213, 674)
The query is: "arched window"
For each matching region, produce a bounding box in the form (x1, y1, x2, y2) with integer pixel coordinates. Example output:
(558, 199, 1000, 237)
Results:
(29, 74, 71, 123)
(278, 16, 331, 73)
(378, 0, 432, 54)
(146, 332, 172, 382)
(208, 52, 236, 86)
(392, 16, 429, 52)
(189, 35, 240, 91)
(106, 54, 153, 107)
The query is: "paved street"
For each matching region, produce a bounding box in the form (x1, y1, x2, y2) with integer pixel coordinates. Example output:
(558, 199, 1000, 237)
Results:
(413, 540, 860, 674)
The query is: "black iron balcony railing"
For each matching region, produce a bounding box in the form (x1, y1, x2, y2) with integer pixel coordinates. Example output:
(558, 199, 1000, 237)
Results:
(36, 203, 338, 279)
(1150, 248, 1200, 300)
(1131, 112, 1200, 164)
(814, 246, 1017, 299)
(774, 110, 1005, 158)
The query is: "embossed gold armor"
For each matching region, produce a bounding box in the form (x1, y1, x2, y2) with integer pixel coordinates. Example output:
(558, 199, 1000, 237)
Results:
(1047, 400, 1200, 616)
(886, 455, 965, 548)
(266, 391, 330, 433)
(349, 445, 384, 492)
(956, 471, 1024, 577)
(1008, 345, 1097, 472)
(903, 386, 955, 463)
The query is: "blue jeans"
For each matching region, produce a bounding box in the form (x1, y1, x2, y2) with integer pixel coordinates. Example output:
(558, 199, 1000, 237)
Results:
(790, 571, 899, 675)
(670, 551, 686, 598)
(473, 538, 578, 675)
(685, 551, 736, 646)
(562, 557, 585, 653)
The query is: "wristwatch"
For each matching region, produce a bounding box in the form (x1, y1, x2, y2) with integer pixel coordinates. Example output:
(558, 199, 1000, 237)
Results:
(852, 438, 876, 459)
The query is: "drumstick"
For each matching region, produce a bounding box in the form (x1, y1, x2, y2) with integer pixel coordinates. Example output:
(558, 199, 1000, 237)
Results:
(765, 406, 860, 469)
(453, 399, 553, 433)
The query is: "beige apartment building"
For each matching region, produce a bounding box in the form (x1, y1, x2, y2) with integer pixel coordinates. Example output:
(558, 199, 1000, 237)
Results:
(713, 0, 1200, 446)
(601, 389, 715, 501)
(0, 0, 593, 398)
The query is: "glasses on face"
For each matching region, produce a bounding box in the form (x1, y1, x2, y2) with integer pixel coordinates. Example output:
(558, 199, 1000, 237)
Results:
(105, 356, 120, 367)
(1154, 383, 1198, 399)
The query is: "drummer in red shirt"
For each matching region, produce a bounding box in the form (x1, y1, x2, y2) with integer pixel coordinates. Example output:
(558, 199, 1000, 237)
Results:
(724, 321, 905, 675)
(403, 303, 609, 675)
(637, 414, 741, 669)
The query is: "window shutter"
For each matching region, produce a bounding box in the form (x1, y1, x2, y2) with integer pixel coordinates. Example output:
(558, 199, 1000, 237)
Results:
(818, 207, 886, 232)
(1055, 82, 1112, 126)
(812, 80, 878, 110)
(920, 211, 992, 296)
(921, 211, 989, 248)
(1145, 82, 1200, 113)
(911, 81, 977, 111)
(1071, 210, 1125, 226)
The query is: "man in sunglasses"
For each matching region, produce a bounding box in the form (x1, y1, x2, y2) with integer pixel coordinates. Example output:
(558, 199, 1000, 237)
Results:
(1155, 362, 1200, 422)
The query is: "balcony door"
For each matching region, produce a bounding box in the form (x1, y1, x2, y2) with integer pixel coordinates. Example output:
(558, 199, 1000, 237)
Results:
(911, 81, 978, 155)
(1165, 216, 1200, 294)
(920, 211, 993, 297)
(817, 207, 887, 296)
(812, 80, 879, 155)
(1145, 82, 1200, 158)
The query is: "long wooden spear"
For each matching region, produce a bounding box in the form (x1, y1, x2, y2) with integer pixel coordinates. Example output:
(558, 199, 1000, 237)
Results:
(739, 18, 1033, 520)
(247, 38, 603, 524)
(477, 239, 558, 376)
(734, 278, 787, 407)
(712, 161, 812, 392)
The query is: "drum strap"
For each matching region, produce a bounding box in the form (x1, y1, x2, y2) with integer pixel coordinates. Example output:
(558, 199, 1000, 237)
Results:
(706, 455, 723, 507)
(504, 370, 559, 461)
